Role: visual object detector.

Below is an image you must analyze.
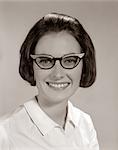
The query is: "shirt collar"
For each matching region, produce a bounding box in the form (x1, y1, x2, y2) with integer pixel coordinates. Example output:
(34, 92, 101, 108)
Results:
(24, 97, 80, 136)
(67, 101, 80, 127)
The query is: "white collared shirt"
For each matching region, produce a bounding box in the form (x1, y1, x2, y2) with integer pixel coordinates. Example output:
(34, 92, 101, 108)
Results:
(0, 97, 99, 150)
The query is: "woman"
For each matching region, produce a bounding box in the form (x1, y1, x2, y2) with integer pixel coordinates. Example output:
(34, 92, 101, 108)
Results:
(0, 12, 99, 150)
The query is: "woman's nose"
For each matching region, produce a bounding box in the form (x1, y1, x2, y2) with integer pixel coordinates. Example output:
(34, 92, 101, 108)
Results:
(50, 61, 65, 81)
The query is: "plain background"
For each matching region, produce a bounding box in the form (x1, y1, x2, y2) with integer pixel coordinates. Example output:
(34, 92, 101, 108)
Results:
(0, 1, 118, 150)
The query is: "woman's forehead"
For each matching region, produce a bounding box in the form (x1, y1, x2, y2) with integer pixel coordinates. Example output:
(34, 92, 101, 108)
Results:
(35, 31, 81, 56)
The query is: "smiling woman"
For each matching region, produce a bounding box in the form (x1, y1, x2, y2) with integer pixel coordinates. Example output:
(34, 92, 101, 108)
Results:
(0, 12, 99, 150)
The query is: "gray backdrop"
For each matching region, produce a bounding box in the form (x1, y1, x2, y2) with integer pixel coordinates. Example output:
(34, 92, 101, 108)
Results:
(0, 1, 118, 150)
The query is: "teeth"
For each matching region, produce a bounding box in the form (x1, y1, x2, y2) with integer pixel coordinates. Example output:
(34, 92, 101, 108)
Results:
(47, 82, 69, 89)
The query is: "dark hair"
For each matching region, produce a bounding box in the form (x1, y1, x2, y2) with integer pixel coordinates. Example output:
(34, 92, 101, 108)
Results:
(19, 12, 96, 87)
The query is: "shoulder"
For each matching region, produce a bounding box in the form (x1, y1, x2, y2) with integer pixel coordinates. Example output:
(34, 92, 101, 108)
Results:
(69, 101, 95, 130)
(69, 102, 99, 148)
(76, 107, 92, 124)
(0, 105, 24, 125)
(0, 105, 25, 147)
(0, 104, 26, 138)
(0, 118, 10, 149)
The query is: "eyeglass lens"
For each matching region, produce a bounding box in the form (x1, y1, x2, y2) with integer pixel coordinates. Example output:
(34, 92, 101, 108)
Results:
(36, 57, 54, 69)
(61, 56, 80, 69)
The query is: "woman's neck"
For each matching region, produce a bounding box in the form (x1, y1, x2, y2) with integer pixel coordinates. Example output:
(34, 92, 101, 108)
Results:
(36, 95, 68, 128)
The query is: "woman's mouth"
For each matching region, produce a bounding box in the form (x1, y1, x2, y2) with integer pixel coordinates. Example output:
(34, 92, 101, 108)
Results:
(46, 82, 70, 90)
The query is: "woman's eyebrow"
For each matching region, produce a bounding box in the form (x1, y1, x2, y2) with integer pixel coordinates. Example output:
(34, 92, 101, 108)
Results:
(33, 53, 82, 58)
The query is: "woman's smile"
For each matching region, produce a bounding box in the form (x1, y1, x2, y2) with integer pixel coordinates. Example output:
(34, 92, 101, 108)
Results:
(46, 82, 70, 90)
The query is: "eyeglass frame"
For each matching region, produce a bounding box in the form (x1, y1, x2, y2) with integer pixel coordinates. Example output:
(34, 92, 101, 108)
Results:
(30, 53, 85, 70)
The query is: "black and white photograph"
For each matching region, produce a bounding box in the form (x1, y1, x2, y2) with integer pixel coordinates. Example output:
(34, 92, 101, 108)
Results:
(0, 1, 118, 150)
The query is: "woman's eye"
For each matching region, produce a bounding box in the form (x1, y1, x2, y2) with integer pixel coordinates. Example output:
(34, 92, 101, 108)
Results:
(41, 59, 50, 64)
(37, 57, 52, 66)
(64, 57, 77, 64)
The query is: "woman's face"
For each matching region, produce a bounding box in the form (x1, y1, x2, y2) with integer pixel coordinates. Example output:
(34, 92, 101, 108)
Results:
(33, 31, 83, 105)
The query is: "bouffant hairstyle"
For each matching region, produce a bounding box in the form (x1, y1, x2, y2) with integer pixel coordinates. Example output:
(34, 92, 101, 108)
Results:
(19, 12, 96, 87)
